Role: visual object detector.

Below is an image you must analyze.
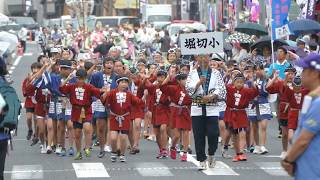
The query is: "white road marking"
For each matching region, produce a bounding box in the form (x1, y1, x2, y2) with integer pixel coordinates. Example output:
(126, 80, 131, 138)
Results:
(12, 56, 22, 67)
(72, 162, 110, 178)
(187, 154, 239, 176)
(262, 155, 282, 158)
(135, 162, 173, 177)
(11, 165, 43, 179)
(255, 162, 288, 176)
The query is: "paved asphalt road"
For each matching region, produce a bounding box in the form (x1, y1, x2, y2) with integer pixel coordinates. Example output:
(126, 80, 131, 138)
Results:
(4, 44, 293, 180)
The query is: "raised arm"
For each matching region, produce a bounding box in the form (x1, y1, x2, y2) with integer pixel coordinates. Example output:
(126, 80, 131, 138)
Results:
(266, 70, 280, 93)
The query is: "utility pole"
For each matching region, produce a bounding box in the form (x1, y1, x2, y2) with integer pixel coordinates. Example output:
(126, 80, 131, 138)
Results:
(109, 0, 113, 15)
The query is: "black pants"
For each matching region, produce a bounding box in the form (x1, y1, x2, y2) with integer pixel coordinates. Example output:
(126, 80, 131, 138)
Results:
(192, 116, 219, 162)
(0, 140, 8, 180)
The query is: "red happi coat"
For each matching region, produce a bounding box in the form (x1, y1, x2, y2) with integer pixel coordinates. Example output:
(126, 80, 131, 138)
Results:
(224, 84, 259, 129)
(143, 80, 170, 126)
(25, 83, 51, 117)
(146, 74, 157, 111)
(266, 80, 291, 120)
(287, 88, 309, 130)
(160, 84, 192, 130)
(22, 78, 35, 109)
(59, 83, 100, 122)
(130, 78, 145, 119)
(104, 89, 143, 131)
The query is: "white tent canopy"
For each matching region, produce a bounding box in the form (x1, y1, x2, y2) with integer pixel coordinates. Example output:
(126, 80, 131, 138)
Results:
(0, 13, 9, 24)
(0, 31, 18, 53)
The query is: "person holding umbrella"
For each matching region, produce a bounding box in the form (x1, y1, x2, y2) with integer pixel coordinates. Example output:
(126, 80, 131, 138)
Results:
(267, 47, 291, 80)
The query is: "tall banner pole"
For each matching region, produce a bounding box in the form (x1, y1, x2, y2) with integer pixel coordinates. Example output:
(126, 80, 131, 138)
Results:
(269, 0, 275, 65)
(214, 0, 217, 31)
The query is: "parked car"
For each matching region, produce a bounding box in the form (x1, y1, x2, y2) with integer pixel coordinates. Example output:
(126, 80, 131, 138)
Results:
(166, 20, 207, 43)
(9, 16, 38, 30)
(93, 16, 140, 28)
(0, 23, 22, 35)
(43, 18, 61, 28)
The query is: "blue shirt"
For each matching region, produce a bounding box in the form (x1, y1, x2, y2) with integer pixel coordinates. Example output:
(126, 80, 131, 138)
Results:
(267, 60, 290, 80)
(0, 133, 9, 141)
(48, 73, 77, 98)
(294, 96, 320, 180)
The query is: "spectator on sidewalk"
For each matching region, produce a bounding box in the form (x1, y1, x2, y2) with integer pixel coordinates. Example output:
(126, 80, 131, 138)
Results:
(18, 25, 28, 53)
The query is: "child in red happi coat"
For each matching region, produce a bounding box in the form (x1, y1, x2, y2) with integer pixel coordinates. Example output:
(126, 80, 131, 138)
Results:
(59, 69, 106, 160)
(224, 73, 259, 162)
(161, 73, 192, 162)
(286, 76, 309, 143)
(22, 62, 42, 142)
(128, 71, 145, 155)
(142, 69, 171, 159)
(101, 76, 143, 163)
(266, 66, 296, 158)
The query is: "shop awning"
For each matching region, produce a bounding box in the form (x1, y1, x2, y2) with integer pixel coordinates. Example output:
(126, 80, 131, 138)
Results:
(114, 0, 138, 9)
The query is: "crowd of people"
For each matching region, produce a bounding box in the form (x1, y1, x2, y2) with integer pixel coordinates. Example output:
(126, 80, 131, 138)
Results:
(8, 20, 320, 177)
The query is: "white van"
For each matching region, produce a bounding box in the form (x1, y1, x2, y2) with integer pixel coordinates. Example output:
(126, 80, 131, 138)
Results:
(94, 16, 140, 28)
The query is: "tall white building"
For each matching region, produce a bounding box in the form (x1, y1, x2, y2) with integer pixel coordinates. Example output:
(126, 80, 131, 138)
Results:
(0, 0, 8, 15)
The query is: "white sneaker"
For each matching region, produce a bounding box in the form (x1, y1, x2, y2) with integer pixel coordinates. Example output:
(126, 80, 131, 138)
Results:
(221, 148, 232, 159)
(260, 146, 269, 154)
(55, 145, 62, 154)
(253, 146, 262, 154)
(40, 145, 46, 154)
(280, 151, 287, 159)
(218, 137, 222, 143)
(208, 156, 216, 168)
(198, 161, 207, 170)
(104, 145, 112, 153)
(119, 155, 126, 162)
(46, 146, 52, 154)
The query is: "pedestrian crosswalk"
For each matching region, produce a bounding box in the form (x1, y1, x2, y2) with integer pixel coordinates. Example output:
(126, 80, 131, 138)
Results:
(187, 154, 239, 176)
(5, 158, 289, 179)
(135, 162, 174, 177)
(72, 163, 110, 178)
(11, 165, 43, 179)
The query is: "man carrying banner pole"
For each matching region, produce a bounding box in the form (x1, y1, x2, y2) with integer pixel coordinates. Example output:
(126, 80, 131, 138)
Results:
(181, 32, 226, 170)
(186, 54, 226, 170)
